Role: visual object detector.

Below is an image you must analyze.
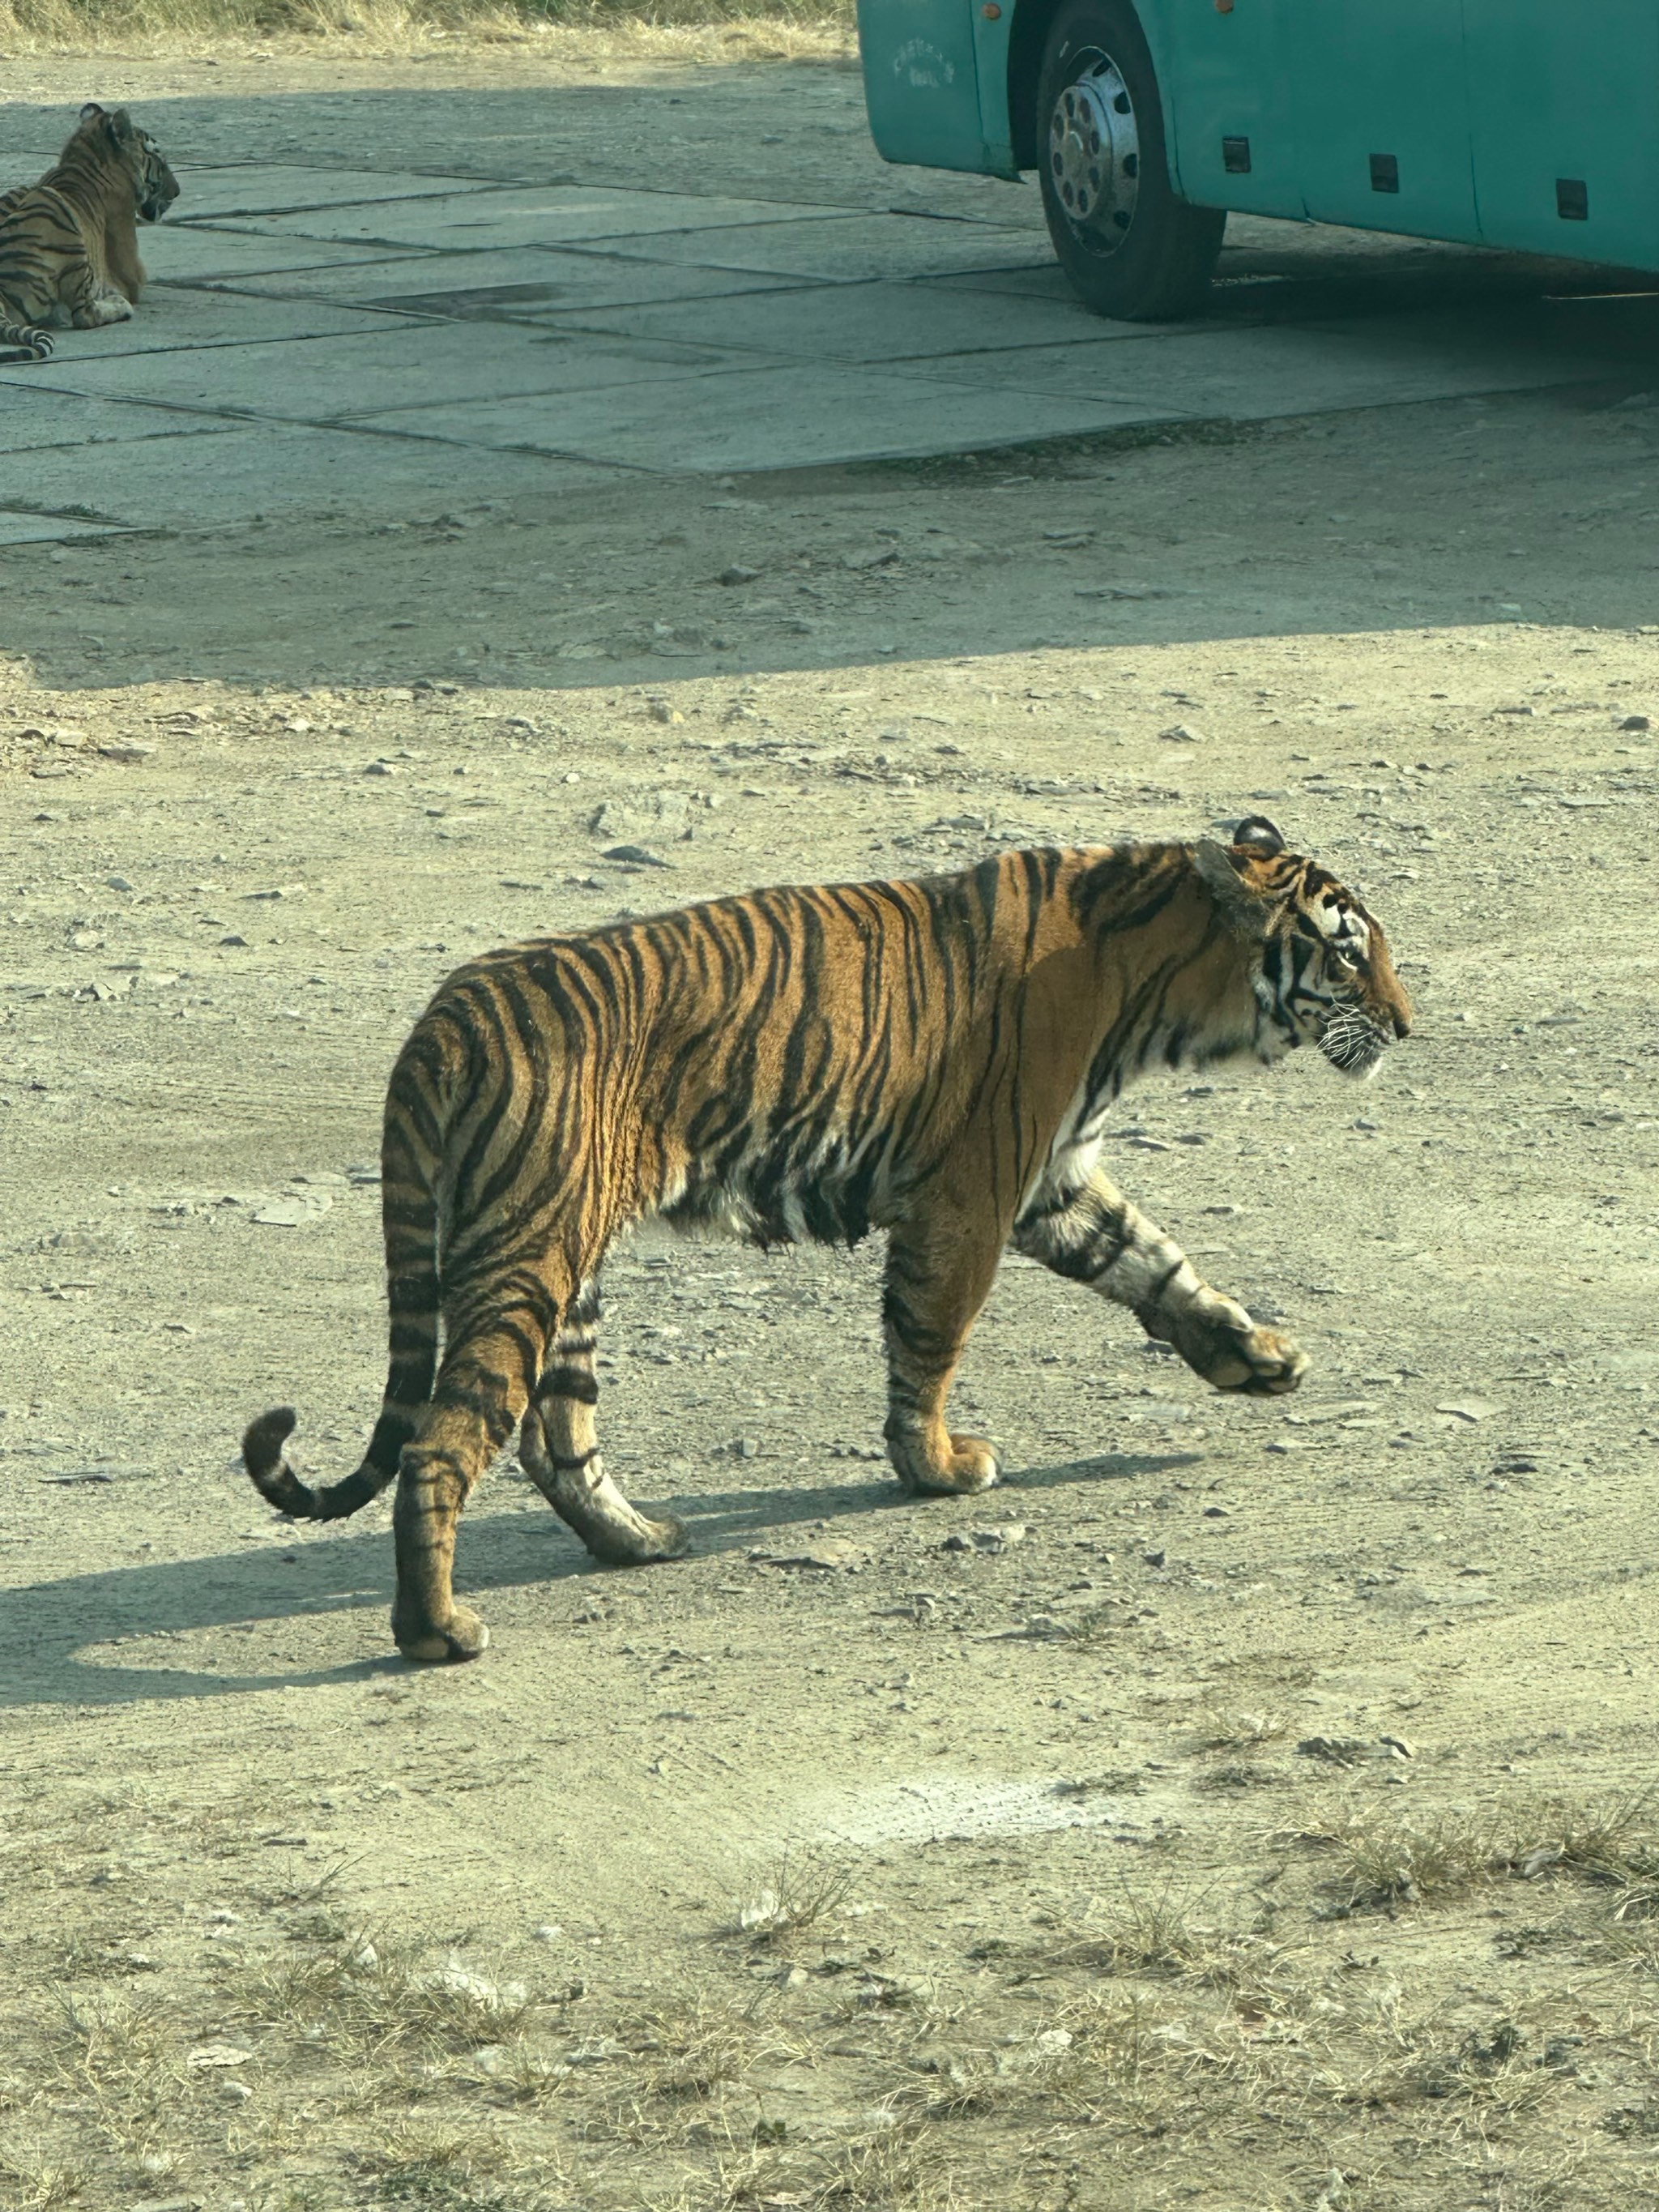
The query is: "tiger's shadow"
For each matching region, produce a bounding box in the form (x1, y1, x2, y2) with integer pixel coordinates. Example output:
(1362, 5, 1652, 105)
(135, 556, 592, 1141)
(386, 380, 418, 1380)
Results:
(0, 1447, 1197, 1708)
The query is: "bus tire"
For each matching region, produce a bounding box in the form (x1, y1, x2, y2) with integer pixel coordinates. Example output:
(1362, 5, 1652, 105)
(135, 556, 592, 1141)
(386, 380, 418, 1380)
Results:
(1035, 0, 1223, 320)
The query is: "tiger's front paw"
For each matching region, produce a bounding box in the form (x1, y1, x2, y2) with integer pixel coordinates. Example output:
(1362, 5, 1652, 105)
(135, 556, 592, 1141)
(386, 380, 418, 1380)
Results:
(1160, 1300, 1309, 1398)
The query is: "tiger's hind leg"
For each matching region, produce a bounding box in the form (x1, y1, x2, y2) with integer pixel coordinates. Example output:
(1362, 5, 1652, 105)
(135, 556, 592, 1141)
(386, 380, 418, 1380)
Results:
(69, 281, 135, 329)
(518, 1281, 689, 1566)
(391, 1291, 550, 1664)
(882, 1198, 1007, 1497)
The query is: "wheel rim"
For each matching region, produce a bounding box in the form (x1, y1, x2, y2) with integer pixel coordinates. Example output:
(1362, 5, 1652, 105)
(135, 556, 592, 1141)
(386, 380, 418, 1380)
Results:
(1047, 49, 1140, 254)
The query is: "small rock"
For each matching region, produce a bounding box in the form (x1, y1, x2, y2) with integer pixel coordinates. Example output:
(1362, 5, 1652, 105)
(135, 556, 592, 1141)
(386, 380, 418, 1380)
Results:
(600, 843, 671, 868)
(771, 1963, 809, 1990)
(842, 545, 899, 570)
(1143, 1548, 1167, 1568)
(1158, 724, 1203, 743)
(646, 699, 684, 724)
(532, 1923, 564, 1941)
(253, 1197, 331, 1228)
(718, 565, 761, 586)
(98, 741, 156, 763)
(1435, 1398, 1500, 1423)
(187, 2041, 253, 2070)
(105, 873, 135, 892)
(363, 759, 395, 775)
(750, 1538, 868, 1574)
(1618, 713, 1651, 732)
(943, 1523, 1028, 1554)
(1295, 1736, 1371, 1766)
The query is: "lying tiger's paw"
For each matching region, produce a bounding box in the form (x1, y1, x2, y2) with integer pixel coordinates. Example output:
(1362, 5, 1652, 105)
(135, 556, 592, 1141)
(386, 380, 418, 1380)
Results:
(1161, 1300, 1309, 1398)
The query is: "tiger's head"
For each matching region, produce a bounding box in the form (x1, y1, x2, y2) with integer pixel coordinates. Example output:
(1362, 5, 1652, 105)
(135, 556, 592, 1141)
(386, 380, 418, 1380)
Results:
(76, 103, 180, 223)
(1195, 817, 1412, 1078)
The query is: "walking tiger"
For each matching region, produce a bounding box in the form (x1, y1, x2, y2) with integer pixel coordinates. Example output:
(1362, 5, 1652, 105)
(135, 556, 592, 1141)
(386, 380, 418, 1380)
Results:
(242, 818, 1411, 1663)
(0, 104, 179, 361)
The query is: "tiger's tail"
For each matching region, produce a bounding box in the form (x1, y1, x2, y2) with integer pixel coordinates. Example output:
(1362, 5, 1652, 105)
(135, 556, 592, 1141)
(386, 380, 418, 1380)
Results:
(0, 316, 51, 360)
(242, 1046, 446, 1522)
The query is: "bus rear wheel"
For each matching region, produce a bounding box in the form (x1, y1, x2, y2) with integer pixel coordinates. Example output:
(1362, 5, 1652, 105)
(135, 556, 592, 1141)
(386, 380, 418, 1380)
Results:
(1036, 0, 1223, 320)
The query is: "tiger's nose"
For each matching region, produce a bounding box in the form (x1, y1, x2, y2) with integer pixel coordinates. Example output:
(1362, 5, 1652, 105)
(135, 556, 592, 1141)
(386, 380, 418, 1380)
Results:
(1391, 1003, 1412, 1040)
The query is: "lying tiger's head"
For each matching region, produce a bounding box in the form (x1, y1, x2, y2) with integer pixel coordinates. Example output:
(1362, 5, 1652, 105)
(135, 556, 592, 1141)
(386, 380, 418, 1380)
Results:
(74, 102, 180, 224)
(1196, 817, 1412, 1078)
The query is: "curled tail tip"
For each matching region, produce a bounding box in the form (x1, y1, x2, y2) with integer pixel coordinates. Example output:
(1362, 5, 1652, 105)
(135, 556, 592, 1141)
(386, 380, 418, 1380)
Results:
(242, 1405, 313, 1517)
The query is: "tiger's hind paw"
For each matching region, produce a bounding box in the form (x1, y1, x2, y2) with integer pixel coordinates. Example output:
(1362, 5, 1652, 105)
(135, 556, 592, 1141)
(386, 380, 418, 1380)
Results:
(396, 1603, 490, 1664)
(891, 1432, 1002, 1497)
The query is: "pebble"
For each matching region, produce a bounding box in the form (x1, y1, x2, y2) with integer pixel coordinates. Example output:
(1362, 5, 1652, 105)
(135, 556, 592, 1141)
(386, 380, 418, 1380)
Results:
(532, 1922, 564, 1941)
(187, 2041, 253, 2070)
(601, 843, 671, 868)
(105, 873, 135, 892)
(1618, 713, 1651, 732)
(1435, 1397, 1500, 1422)
(717, 565, 761, 586)
(943, 1523, 1029, 1554)
(749, 1537, 868, 1572)
(1158, 724, 1203, 743)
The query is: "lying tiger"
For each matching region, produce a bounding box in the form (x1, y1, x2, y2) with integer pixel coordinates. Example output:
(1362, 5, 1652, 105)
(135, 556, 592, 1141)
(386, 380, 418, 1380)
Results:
(0, 104, 179, 361)
(243, 818, 1411, 1663)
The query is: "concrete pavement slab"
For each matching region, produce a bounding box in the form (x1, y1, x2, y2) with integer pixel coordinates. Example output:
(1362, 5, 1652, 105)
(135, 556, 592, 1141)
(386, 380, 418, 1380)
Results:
(0, 383, 228, 451)
(2, 420, 614, 530)
(145, 228, 432, 284)
(0, 510, 130, 544)
(526, 278, 1137, 361)
(580, 213, 1051, 284)
(230, 185, 858, 253)
(168, 164, 497, 219)
(203, 245, 802, 315)
(0, 293, 420, 368)
(352, 364, 1174, 472)
(6, 324, 755, 421)
(906, 321, 1622, 415)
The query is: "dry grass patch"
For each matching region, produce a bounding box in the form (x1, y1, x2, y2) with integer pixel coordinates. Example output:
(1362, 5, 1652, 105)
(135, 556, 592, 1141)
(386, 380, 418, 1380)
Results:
(1287, 1790, 1659, 1912)
(234, 1932, 532, 2071)
(0, 2150, 89, 2212)
(0, 0, 855, 58)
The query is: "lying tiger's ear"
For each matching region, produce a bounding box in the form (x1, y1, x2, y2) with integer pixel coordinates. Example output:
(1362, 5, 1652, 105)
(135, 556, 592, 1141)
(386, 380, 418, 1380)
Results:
(1194, 839, 1271, 941)
(1231, 815, 1286, 856)
(79, 102, 108, 122)
(105, 107, 138, 145)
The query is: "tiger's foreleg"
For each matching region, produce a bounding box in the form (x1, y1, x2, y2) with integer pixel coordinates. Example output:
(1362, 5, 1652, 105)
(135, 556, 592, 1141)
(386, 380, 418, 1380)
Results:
(70, 280, 136, 328)
(1013, 1167, 1307, 1395)
(517, 1283, 689, 1567)
(882, 1198, 1007, 1497)
(391, 1304, 546, 1663)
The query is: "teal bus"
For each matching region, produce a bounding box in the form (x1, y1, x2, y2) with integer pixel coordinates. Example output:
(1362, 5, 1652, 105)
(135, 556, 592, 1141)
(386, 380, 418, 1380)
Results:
(856, 0, 1659, 318)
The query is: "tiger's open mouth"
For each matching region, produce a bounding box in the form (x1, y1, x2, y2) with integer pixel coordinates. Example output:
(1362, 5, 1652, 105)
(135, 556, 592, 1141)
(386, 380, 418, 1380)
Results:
(1319, 1006, 1389, 1078)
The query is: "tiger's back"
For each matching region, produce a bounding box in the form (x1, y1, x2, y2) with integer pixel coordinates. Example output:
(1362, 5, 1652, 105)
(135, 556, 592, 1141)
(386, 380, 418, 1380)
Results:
(0, 102, 178, 361)
(243, 824, 1411, 1664)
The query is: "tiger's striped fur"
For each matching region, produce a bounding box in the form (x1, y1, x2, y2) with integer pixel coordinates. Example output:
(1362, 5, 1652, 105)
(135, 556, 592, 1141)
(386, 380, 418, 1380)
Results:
(0, 104, 178, 361)
(242, 817, 1410, 1663)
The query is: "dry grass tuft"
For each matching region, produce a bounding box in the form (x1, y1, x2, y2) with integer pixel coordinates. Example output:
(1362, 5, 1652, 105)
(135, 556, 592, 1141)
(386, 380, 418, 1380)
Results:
(730, 1848, 855, 1949)
(0, 2150, 89, 2212)
(1188, 1706, 1287, 1753)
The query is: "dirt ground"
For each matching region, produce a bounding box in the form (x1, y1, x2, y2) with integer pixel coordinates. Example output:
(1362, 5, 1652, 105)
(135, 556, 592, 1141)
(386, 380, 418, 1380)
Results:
(4, 49, 1659, 2212)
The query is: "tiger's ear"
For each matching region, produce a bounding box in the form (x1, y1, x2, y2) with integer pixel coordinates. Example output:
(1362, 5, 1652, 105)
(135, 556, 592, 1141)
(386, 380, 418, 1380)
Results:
(1231, 815, 1286, 856)
(1194, 839, 1271, 941)
(105, 107, 138, 145)
(79, 102, 108, 122)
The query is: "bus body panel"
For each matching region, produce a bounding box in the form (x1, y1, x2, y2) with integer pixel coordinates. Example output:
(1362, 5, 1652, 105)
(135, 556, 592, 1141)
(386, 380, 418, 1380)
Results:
(1277, 0, 1481, 240)
(1159, 0, 1303, 217)
(858, 0, 1659, 278)
(856, 0, 993, 174)
(1464, 0, 1659, 268)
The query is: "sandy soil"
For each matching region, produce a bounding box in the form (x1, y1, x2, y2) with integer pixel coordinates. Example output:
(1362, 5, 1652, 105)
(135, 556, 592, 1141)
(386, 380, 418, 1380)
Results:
(3, 50, 1659, 2212)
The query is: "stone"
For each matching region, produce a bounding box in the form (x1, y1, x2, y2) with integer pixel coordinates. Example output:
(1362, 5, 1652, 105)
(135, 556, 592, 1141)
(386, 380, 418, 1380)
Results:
(1159, 723, 1204, 743)
(601, 843, 672, 868)
(188, 2041, 254, 2069)
(750, 1537, 868, 1573)
(1435, 1398, 1500, 1422)
(718, 564, 761, 586)
(1618, 713, 1651, 732)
